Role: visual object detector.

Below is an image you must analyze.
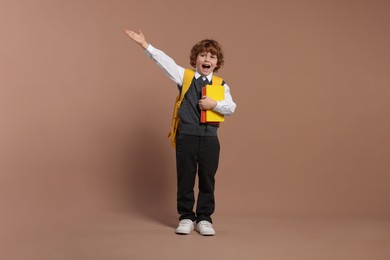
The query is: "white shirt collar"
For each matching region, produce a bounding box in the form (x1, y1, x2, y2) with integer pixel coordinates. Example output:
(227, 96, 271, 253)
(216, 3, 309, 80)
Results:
(195, 70, 213, 82)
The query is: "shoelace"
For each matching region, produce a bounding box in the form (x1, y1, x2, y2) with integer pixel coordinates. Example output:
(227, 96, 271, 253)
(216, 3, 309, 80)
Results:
(179, 220, 193, 226)
(199, 221, 212, 228)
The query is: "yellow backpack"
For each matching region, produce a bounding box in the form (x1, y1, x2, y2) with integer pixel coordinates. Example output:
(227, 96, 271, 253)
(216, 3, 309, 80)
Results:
(168, 69, 223, 147)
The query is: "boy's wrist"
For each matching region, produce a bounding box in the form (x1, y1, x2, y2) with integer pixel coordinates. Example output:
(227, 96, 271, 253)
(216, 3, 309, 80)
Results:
(213, 101, 220, 110)
(141, 41, 149, 49)
(212, 100, 217, 109)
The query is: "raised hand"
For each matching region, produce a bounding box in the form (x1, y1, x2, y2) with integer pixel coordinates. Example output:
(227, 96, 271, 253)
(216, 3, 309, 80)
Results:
(124, 30, 149, 49)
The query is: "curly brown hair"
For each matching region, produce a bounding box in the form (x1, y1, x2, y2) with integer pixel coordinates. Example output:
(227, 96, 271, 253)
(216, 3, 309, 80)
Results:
(189, 39, 224, 73)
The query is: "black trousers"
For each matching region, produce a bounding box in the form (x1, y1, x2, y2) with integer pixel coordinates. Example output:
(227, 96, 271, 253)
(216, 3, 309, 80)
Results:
(176, 134, 220, 223)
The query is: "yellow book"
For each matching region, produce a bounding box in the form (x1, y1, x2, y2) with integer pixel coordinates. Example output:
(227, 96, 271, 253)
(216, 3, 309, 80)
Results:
(201, 85, 225, 123)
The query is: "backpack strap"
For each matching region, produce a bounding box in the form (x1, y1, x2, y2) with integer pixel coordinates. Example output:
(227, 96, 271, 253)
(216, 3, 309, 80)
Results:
(211, 75, 223, 86)
(168, 69, 195, 147)
(180, 69, 195, 100)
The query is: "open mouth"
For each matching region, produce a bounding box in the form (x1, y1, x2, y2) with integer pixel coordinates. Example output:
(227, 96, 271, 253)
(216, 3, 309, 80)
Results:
(202, 64, 211, 69)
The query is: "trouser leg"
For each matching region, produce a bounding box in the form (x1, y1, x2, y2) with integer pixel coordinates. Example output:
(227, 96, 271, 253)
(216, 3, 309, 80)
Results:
(196, 136, 220, 223)
(176, 134, 198, 221)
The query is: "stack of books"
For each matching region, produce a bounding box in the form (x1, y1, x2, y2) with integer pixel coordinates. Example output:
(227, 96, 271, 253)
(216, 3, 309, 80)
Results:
(200, 85, 225, 123)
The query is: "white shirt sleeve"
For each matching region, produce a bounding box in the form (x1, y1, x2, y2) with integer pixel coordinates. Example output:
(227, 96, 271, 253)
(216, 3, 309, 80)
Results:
(144, 44, 185, 86)
(213, 83, 237, 116)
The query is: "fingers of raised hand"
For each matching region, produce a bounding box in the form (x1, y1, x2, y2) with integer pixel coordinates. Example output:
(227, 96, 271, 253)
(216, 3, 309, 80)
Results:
(125, 30, 137, 39)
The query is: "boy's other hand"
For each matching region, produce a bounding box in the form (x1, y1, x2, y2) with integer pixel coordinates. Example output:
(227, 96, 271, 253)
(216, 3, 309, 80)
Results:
(199, 96, 217, 110)
(124, 29, 149, 49)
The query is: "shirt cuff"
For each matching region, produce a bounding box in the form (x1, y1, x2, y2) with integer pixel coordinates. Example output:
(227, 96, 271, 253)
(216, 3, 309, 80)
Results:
(145, 43, 154, 53)
(214, 101, 222, 112)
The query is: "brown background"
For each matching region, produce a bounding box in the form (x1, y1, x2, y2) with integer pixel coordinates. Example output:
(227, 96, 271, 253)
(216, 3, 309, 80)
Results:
(1, 0, 390, 259)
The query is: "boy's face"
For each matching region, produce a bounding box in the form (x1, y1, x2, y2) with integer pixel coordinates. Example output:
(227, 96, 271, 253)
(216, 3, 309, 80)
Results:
(196, 52, 218, 76)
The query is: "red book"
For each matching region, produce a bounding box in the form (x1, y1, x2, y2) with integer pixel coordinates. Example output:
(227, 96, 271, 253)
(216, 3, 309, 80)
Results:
(200, 87, 207, 123)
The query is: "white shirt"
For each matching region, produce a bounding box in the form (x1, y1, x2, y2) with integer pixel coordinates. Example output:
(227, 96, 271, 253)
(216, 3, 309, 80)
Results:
(145, 44, 236, 116)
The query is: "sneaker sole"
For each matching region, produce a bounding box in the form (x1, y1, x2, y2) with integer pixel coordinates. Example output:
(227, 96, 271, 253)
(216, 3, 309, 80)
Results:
(175, 227, 194, 235)
(196, 228, 215, 236)
(200, 233, 215, 236)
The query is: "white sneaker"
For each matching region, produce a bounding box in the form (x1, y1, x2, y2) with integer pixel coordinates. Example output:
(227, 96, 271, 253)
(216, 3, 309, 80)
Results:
(196, 221, 216, 236)
(175, 219, 194, 234)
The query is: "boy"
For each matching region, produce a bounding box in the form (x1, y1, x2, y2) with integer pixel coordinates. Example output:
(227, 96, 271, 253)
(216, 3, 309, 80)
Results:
(125, 30, 236, 236)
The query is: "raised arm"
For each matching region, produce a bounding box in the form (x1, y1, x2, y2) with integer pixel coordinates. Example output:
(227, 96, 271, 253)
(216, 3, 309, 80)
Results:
(124, 30, 149, 50)
(124, 29, 185, 86)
